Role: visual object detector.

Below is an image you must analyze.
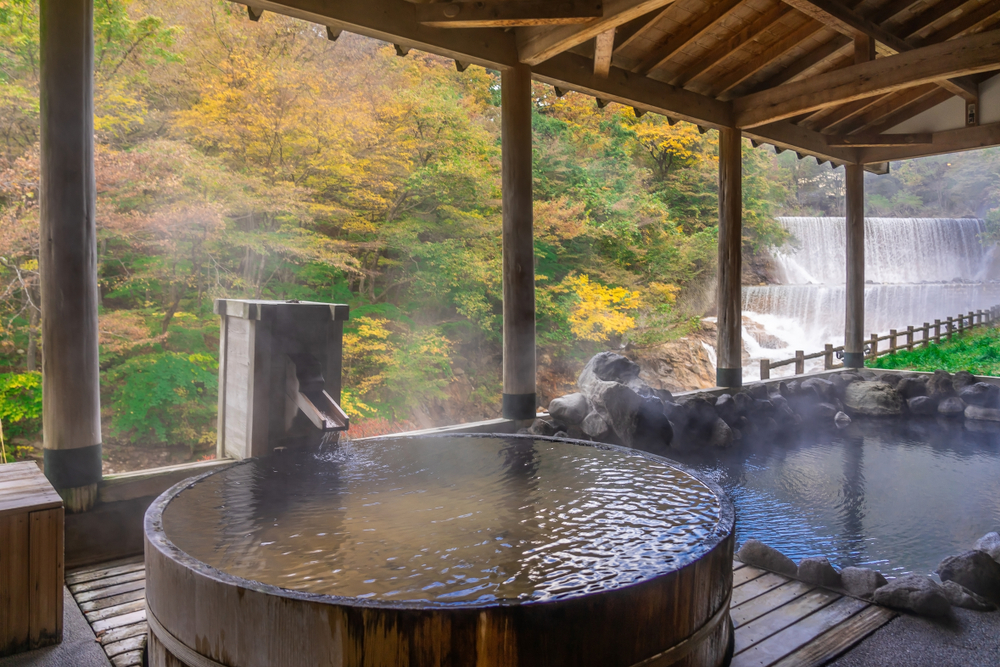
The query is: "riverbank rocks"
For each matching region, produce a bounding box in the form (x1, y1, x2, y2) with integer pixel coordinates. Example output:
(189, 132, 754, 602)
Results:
(941, 580, 997, 611)
(834, 411, 851, 427)
(936, 550, 1000, 604)
(840, 567, 888, 599)
(895, 376, 927, 399)
(964, 404, 1000, 421)
(927, 370, 956, 399)
(974, 532, 1000, 563)
(905, 395, 936, 415)
(938, 396, 967, 416)
(737, 539, 797, 577)
(798, 557, 842, 588)
(548, 392, 589, 425)
(872, 575, 952, 617)
(844, 381, 904, 416)
(958, 382, 1000, 407)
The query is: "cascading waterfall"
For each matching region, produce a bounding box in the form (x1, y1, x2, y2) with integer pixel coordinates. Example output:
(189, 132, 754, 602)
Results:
(740, 217, 999, 380)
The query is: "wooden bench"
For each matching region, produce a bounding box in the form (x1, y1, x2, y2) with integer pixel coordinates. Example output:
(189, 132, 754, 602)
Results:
(0, 461, 64, 656)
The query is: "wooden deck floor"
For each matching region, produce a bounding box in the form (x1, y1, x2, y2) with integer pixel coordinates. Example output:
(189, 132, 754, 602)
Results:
(66, 557, 146, 667)
(66, 557, 895, 667)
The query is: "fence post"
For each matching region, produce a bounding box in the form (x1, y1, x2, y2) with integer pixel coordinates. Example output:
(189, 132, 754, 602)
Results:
(923, 322, 930, 347)
(870, 333, 878, 361)
(760, 358, 770, 380)
(906, 325, 914, 351)
(958, 314, 965, 335)
(795, 350, 804, 375)
(977, 309, 983, 327)
(935, 319, 942, 342)
(824, 344, 833, 370)
(969, 311, 975, 330)
(947, 316, 954, 339)
(889, 329, 897, 354)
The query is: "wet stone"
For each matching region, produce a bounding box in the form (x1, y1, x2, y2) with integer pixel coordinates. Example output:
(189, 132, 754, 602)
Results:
(872, 575, 951, 617)
(798, 557, 841, 588)
(737, 539, 797, 577)
(941, 580, 997, 611)
(548, 393, 589, 425)
(907, 396, 937, 415)
(937, 550, 1000, 604)
(974, 532, 1000, 563)
(840, 567, 887, 599)
(937, 397, 966, 417)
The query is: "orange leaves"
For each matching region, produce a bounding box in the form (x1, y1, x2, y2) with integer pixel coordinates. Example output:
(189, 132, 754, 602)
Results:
(534, 197, 586, 248)
(99, 310, 166, 356)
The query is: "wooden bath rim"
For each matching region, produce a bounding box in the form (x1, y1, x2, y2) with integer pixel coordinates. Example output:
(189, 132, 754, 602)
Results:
(143, 433, 736, 667)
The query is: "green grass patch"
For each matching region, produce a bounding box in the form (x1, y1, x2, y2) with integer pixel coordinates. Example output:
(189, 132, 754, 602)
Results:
(868, 326, 1000, 376)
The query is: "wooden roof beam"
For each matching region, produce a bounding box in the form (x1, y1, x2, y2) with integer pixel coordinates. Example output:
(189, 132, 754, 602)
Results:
(778, 0, 978, 100)
(733, 29, 1000, 128)
(669, 4, 792, 87)
(846, 85, 949, 134)
(714, 20, 826, 98)
(594, 28, 615, 76)
(517, 0, 677, 65)
(417, 0, 603, 28)
(827, 132, 932, 146)
(612, 6, 675, 54)
(631, 0, 744, 75)
(860, 121, 1000, 162)
(744, 121, 860, 164)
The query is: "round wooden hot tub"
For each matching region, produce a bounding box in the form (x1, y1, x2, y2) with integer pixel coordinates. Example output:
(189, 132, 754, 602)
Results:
(144, 434, 735, 667)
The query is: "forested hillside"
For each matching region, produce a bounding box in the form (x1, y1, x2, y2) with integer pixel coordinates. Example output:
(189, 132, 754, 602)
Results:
(1, 0, 998, 467)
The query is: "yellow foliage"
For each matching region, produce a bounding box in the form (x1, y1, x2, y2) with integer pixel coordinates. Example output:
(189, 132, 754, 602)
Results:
(342, 316, 394, 396)
(561, 274, 640, 342)
(647, 282, 680, 305)
(633, 119, 702, 177)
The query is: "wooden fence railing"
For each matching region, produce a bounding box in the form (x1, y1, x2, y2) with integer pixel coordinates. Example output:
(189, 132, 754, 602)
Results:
(758, 305, 1000, 380)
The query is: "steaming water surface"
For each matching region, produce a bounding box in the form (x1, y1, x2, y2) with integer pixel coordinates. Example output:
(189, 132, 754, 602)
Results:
(668, 418, 1000, 577)
(162, 436, 723, 605)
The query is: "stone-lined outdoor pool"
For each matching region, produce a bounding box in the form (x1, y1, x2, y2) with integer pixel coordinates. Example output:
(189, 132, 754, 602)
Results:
(667, 416, 1000, 577)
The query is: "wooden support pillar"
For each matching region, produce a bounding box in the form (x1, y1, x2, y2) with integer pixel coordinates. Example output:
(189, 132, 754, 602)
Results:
(39, 0, 102, 512)
(844, 164, 865, 368)
(501, 64, 536, 420)
(716, 127, 742, 388)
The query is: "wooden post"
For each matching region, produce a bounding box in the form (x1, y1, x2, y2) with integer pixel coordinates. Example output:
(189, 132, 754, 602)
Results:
(39, 0, 102, 513)
(968, 311, 975, 330)
(935, 319, 941, 342)
(947, 316, 954, 338)
(958, 314, 965, 335)
(824, 343, 833, 370)
(501, 64, 536, 420)
(716, 127, 743, 388)
(923, 322, 930, 347)
(844, 164, 865, 368)
(794, 350, 804, 375)
(889, 329, 897, 354)
(869, 333, 878, 361)
(906, 325, 914, 351)
(759, 358, 770, 380)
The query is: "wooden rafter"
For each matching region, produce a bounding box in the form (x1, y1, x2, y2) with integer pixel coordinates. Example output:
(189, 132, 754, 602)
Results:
(713, 19, 826, 98)
(860, 121, 1000, 162)
(611, 7, 672, 53)
(669, 4, 792, 87)
(516, 0, 677, 66)
(848, 85, 950, 134)
(416, 0, 603, 28)
(631, 0, 744, 75)
(778, 0, 977, 99)
(826, 132, 932, 146)
(734, 29, 1000, 128)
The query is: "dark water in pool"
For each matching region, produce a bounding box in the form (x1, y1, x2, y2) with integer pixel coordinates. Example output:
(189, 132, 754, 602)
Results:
(162, 436, 723, 605)
(667, 417, 1000, 578)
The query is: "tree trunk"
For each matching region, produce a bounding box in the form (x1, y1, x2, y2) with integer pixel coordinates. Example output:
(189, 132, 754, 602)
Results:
(27, 304, 40, 372)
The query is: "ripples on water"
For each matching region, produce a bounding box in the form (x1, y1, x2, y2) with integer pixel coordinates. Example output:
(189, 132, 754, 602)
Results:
(667, 417, 1000, 577)
(162, 436, 722, 605)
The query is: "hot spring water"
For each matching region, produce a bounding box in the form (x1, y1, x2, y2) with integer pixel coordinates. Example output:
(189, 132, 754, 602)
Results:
(741, 217, 1000, 380)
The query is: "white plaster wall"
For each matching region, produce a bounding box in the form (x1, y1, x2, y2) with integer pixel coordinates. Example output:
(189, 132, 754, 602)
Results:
(888, 73, 1000, 133)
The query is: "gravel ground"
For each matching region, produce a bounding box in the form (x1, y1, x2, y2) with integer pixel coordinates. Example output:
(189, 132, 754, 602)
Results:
(830, 607, 1000, 667)
(0, 588, 110, 667)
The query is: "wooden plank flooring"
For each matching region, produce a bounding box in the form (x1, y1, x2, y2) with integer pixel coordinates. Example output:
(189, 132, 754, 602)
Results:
(730, 560, 897, 667)
(67, 557, 146, 667)
(65, 556, 894, 667)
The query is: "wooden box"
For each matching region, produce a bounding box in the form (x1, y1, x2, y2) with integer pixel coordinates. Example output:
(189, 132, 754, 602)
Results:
(0, 461, 64, 656)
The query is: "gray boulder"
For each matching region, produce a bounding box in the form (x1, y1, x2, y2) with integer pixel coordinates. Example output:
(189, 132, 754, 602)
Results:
(814, 402, 838, 419)
(548, 392, 590, 425)
(708, 418, 733, 449)
(927, 370, 955, 399)
(937, 550, 1000, 604)
(958, 382, 1000, 408)
(896, 377, 928, 399)
(941, 580, 997, 611)
(974, 532, 1000, 563)
(801, 377, 836, 400)
(529, 418, 561, 436)
(834, 411, 852, 428)
(578, 352, 641, 389)
(953, 370, 977, 389)
(877, 373, 902, 387)
(965, 404, 1000, 422)
(844, 382, 904, 416)
(737, 539, 797, 577)
(798, 557, 842, 588)
(589, 381, 644, 446)
(907, 395, 937, 415)
(841, 567, 888, 599)
(938, 397, 967, 417)
(581, 411, 612, 440)
(872, 575, 951, 617)
(746, 383, 769, 400)
(633, 396, 673, 450)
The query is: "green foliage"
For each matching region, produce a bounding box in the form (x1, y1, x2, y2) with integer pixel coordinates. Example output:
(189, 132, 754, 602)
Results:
(103, 352, 217, 448)
(869, 327, 1000, 376)
(0, 371, 41, 438)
